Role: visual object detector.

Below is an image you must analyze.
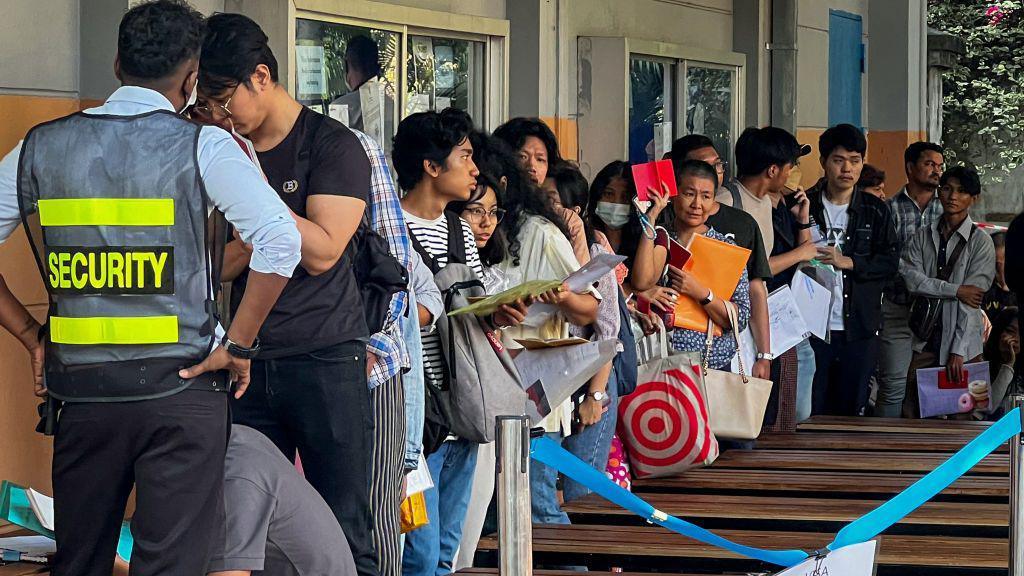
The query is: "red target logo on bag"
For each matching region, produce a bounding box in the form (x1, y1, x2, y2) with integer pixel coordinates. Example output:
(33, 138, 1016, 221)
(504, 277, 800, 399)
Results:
(617, 365, 719, 478)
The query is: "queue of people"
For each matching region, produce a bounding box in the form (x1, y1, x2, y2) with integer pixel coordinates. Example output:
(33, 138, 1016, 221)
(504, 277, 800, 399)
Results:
(0, 2, 1018, 575)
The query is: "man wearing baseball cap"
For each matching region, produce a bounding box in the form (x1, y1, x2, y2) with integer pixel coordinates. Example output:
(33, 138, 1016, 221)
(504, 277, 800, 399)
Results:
(718, 127, 811, 383)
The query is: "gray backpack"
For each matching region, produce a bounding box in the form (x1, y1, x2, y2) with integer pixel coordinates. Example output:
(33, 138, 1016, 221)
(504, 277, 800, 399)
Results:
(409, 213, 527, 445)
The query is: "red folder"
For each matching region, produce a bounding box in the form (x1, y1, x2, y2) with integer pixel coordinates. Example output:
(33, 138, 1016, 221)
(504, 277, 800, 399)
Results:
(632, 160, 678, 201)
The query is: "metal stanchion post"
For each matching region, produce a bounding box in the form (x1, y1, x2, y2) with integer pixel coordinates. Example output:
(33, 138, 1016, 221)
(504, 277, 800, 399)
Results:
(496, 415, 533, 576)
(1011, 394, 1024, 575)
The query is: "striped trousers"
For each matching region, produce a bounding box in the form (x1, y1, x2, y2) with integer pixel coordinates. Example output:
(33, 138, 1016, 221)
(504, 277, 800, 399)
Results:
(371, 375, 407, 576)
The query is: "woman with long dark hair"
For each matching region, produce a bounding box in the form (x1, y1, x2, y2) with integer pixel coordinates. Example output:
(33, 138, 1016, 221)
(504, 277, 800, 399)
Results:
(543, 162, 623, 504)
(494, 117, 591, 265)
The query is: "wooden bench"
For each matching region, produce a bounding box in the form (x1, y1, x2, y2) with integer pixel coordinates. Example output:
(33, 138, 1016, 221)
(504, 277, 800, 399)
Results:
(756, 431, 1009, 453)
(477, 524, 1008, 569)
(712, 449, 1008, 475)
(798, 416, 992, 435)
(562, 492, 1008, 527)
(632, 468, 1008, 498)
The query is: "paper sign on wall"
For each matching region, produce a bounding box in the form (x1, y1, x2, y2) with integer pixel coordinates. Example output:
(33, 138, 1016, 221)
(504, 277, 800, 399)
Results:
(328, 104, 350, 127)
(653, 122, 673, 160)
(773, 541, 877, 576)
(296, 45, 326, 98)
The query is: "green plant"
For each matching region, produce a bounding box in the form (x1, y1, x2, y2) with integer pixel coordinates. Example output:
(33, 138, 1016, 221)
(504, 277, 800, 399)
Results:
(929, 0, 1024, 181)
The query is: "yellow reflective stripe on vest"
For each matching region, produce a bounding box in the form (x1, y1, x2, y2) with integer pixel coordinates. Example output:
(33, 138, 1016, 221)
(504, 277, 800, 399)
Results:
(38, 199, 175, 226)
(50, 316, 179, 345)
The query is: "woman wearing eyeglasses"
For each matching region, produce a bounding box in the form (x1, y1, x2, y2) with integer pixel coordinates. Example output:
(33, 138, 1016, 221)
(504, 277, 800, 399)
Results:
(452, 173, 509, 294)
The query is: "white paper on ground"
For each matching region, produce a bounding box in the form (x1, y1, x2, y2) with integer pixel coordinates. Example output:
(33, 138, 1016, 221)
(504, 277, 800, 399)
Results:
(26, 488, 55, 531)
(773, 540, 877, 576)
(790, 266, 834, 341)
(0, 536, 56, 555)
(405, 453, 435, 496)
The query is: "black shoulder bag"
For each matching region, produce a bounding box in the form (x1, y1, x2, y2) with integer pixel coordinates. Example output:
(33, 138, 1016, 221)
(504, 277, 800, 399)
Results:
(908, 226, 976, 342)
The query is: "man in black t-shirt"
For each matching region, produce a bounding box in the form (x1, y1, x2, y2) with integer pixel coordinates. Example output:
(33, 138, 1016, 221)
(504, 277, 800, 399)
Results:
(196, 14, 378, 576)
(670, 135, 773, 381)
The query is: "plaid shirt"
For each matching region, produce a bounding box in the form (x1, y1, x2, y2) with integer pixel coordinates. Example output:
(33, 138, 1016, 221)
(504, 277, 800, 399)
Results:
(887, 186, 944, 303)
(353, 130, 412, 388)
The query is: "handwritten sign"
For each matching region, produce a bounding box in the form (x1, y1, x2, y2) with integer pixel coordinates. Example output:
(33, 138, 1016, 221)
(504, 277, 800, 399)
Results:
(773, 541, 877, 576)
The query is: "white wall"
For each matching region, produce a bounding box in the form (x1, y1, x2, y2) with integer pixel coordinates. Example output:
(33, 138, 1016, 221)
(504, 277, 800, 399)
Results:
(0, 0, 79, 94)
(559, 0, 734, 120)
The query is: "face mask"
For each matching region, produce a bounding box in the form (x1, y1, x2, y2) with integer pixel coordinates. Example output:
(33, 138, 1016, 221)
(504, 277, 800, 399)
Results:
(594, 201, 631, 229)
(179, 78, 198, 115)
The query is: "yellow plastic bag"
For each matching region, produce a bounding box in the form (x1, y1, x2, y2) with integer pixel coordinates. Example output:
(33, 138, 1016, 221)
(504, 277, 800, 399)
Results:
(399, 491, 429, 533)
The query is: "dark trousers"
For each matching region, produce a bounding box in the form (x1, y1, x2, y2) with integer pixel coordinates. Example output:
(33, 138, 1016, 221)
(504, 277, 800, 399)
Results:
(811, 331, 880, 416)
(232, 340, 377, 576)
(52, 389, 229, 576)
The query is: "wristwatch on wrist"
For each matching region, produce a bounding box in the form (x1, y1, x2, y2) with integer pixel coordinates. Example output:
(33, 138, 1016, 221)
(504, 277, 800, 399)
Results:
(587, 391, 608, 402)
(699, 290, 714, 306)
(221, 335, 261, 359)
(756, 352, 775, 361)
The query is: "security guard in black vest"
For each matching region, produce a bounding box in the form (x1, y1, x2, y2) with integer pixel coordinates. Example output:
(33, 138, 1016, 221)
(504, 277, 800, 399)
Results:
(0, 2, 301, 574)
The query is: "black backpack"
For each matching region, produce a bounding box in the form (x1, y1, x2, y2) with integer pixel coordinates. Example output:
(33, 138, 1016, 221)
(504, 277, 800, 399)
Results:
(614, 290, 639, 396)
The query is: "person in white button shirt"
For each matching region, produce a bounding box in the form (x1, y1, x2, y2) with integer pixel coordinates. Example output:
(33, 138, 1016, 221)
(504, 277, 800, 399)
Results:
(0, 2, 299, 575)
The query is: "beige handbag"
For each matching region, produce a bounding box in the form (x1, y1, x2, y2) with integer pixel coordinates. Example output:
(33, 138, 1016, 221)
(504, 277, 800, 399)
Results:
(700, 302, 773, 440)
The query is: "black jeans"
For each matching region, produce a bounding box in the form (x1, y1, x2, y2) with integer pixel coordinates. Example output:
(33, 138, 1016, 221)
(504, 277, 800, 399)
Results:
(52, 389, 229, 576)
(811, 331, 880, 416)
(232, 340, 376, 576)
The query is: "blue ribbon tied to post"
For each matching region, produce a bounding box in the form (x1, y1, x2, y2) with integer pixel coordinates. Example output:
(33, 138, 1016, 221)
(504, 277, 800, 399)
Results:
(529, 407, 1022, 567)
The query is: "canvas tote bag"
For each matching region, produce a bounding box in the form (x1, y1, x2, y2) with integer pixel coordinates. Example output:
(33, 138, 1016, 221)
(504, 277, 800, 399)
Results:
(617, 328, 719, 478)
(701, 302, 773, 440)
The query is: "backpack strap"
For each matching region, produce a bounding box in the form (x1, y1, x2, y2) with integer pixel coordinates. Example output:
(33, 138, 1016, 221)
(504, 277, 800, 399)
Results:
(293, 108, 326, 190)
(938, 224, 976, 282)
(406, 211, 467, 275)
(723, 180, 744, 211)
(444, 210, 468, 265)
(408, 224, 442, 275)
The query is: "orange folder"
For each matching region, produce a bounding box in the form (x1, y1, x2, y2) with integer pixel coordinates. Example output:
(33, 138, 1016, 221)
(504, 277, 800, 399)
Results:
(672, 233, 751, 335)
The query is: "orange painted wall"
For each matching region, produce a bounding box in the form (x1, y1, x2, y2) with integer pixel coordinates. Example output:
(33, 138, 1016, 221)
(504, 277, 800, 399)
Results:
(796, 128, 926, 197)
(0, 95, 82, 494)
(540, 116, 579, 162)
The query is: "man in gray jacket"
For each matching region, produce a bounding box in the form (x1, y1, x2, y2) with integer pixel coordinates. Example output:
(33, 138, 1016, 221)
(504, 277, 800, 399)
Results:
(900, 166, 995, 417)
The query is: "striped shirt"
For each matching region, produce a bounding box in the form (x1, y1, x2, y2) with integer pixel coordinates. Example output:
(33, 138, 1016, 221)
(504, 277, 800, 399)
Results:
(403, 211, 483, 387)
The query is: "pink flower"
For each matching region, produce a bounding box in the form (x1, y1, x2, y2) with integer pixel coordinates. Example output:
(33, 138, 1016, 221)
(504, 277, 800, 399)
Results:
(986, 5, 1007, 25)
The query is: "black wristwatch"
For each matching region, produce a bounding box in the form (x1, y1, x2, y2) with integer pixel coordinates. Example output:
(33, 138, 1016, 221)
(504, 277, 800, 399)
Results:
(221, 335, 261, 359)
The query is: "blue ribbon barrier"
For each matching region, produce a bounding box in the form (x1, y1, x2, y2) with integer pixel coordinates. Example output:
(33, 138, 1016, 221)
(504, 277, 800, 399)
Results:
(530, 407, 1023, 567)
(828, 407, 1022, 550)
(531, 436, 810, 566)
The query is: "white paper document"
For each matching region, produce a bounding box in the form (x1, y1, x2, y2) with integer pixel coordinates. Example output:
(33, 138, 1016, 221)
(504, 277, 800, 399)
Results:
(27, 488, 55, 531)
(0, 535, 56, 556)
(328, 103, 349, 127)
(773, 540, 877, 576)
(767, 286, 812, 355)
(513, 339, 618, 425)
(405, 454, 434, 496)
(295, 45, 326, 98)
(790, 266, 834, 341)
(564, 253, 626, 293)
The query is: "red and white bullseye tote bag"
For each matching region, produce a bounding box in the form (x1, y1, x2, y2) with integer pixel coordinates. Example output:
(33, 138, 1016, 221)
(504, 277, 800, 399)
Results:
(617, 328, 719, 479)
